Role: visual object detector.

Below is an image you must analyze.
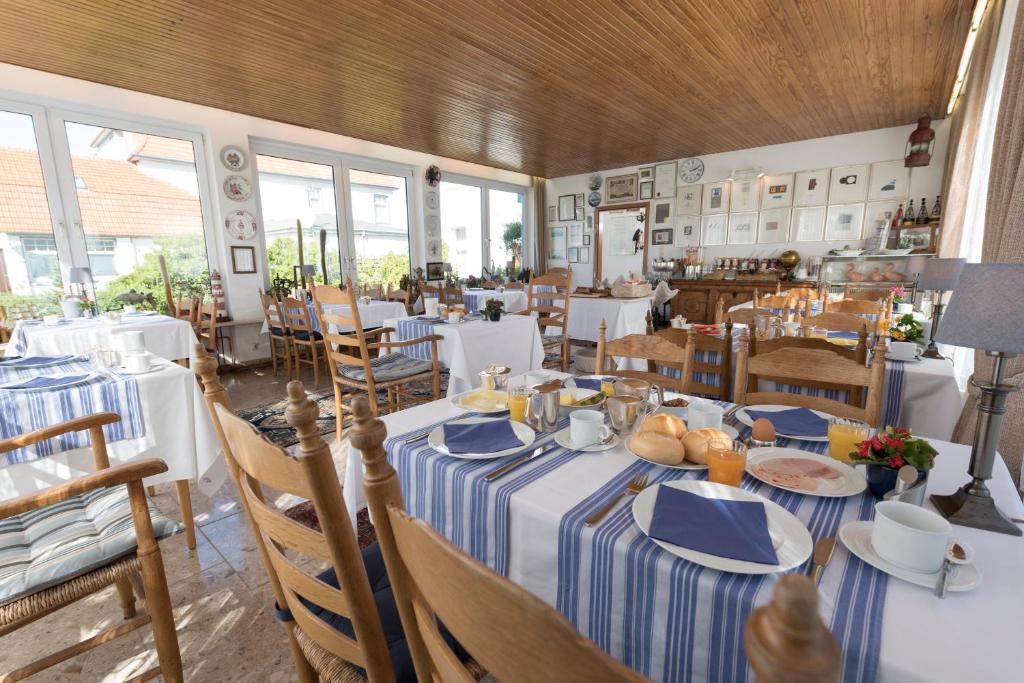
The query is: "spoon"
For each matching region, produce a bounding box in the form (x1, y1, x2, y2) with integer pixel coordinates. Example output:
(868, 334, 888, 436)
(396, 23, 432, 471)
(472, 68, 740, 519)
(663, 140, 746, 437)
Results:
(935, 541, 972, 598)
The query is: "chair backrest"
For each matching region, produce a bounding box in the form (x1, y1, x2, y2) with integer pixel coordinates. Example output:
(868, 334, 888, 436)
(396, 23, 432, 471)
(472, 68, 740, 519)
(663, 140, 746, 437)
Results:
(259, 289, 288, 336)
(725, 307, 775, 326)
(349, 396, 650, 683)
(504, 281, 525, 290)
(656, 325, 733, 401)
(734, 329, 886, 426)
(826, 298, 885, 316)
(757, 294, 796, 310)
(749, 328, 869, 407)
(805, 312, 869, 334)
(842, 285, 890, 302)
(312, 281, 377, 382)
(282, 296, 317, 337)
(197, 299, 218, 340)
(385, 284, 413, 308)
(526, 270, 572, 337)
(596, 320, 690, 394)
(210, 380, 396, 682)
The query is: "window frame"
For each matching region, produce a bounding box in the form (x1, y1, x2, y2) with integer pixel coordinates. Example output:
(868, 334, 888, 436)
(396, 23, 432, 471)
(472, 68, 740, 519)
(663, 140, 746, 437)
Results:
(440, 172, 529, 277)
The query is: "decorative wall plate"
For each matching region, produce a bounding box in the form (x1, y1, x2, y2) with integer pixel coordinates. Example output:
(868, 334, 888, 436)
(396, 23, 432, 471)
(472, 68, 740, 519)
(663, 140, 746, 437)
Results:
(427, 239, 442, 258)
(220, 145, 247, 171)
(425, 213, 440, 237)
(588, 174, 603, 191)
(224, 210, 258, 240)
(425, 190, 440, 210)
(587, 191, 602, 207)
(223, 175, 252, 202)
(425, 165, 442, 187)
(678, 157, 705, 184)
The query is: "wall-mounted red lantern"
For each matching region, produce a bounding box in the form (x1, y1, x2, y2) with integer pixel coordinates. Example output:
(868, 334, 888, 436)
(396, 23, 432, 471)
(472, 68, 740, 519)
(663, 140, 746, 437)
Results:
(905, 113, 936, 167)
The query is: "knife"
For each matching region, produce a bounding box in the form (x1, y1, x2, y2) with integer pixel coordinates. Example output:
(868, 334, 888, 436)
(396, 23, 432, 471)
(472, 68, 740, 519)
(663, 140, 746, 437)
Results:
(723, 403, 743, 422)
(809, 537, 836, 583)
(483, 444, 558, 482)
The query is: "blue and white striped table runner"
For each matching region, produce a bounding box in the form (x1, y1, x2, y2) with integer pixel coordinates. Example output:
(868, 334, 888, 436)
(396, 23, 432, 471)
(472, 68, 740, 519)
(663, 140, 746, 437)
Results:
(393, 318, 446, 361)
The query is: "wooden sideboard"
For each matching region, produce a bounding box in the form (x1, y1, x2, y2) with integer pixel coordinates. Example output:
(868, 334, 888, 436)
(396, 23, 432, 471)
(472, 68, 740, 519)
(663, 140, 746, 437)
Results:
(668, 279, 817, 323)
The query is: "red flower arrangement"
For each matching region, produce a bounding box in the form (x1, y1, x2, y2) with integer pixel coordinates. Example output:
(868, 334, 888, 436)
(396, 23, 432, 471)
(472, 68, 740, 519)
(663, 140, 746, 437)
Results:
(849, 426, 937, 471)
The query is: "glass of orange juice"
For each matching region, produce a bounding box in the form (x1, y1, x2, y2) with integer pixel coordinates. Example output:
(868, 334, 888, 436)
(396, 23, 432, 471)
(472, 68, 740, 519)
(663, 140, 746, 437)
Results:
(707, 440, 748, 487)
(828, 417, 869, 463)
(508, 385, 531, 423)
(600, 377, 616, 397)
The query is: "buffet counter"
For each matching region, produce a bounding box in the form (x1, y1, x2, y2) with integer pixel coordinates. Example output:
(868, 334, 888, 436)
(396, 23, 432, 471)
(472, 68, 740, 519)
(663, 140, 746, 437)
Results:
(668, 278, 816, 323)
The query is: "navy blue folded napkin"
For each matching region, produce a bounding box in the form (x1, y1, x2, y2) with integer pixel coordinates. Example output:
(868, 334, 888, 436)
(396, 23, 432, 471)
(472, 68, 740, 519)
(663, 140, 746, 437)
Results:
(827, 330, 860, 340)
(2, 374, 91, 390)
(648, 487, 778, 565)
(0, 355, 75, 367)
(744, 407, 828, 437)
(573, 376, 614, 392)
(442, 419, 523, 454)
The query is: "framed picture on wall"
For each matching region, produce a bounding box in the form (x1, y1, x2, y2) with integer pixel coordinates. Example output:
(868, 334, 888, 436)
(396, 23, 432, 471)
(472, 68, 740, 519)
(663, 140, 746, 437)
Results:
(574, 206, 585, 220)
(651, 228, 674, 245)
(757, 208, 791, 243)
(607, 174, 639, 202)
(730, 178, 760, 212)
(230, 246, 256, 274)
(828, 164, 869, 203)
(547, 205, 557, 221)
(583, 234, 591, 245)
(580, 247, 590, 263)
(676, 186, 701, 214)
(654, 162, 677, 198)
(728, 212, 758, 245)
(793, 168, 830, 206)
(867, 161, 910, 201)
(792, 206, 826, 241)
(702, 181, 731, 214)
(654, 201, 672, 224)
(639, 180, 654, 200)
(549, 226, 566, 259)
(865, 200, 901, 238)
(825, 203, 866, 241)
(761, 173, 794, 209)
(639, 166, 654, 180)
(568, 247, 580, 263)
(675, 214, 701, 247)
(426, 261, 445, 280)
(568, 222, 584, 246)
(558, 194, 575, 221)
(701, 213, 728, 245)
(575, 193, 585, 207)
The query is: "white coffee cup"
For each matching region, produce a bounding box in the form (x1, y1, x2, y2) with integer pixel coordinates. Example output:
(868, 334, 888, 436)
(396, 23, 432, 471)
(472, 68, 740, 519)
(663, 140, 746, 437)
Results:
(43, 314, 61, 326)
(570, 409, 611, 446)
(871, 501, 951, 573)
(889, 341, 921, 361)
(448, 310, 462, 324)
(687, 399, 724, 430)
(123, 305, 137, 314)
(424, 298, 439, 317)
(122, 352, 152, 374)
(896, 303, 914, 315)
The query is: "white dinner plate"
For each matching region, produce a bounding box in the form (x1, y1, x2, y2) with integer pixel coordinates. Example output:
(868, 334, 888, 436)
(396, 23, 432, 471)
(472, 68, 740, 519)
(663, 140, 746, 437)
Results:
(117, 364, 165, 376)
(451, 389, 509, 414)
(558, 387, 606, 414)
(427, 417, 535, 460)
(735, 405, 833, 442)
(624, 423, 739, 471)
(746, 447, 866, 497)
(632, 480, 813, 574)
(839, 521, 981, 592)
(0, 373, 96, 391)
(553, 427, 618, 453)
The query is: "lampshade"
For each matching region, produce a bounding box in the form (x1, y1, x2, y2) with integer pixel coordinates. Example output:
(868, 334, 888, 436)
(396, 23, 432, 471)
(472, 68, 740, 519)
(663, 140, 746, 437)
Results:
(918, 257, 966, 291)
(67, 267, 92, 284)
(935, 263, 1024, 354)
(299, 264, 317, 276)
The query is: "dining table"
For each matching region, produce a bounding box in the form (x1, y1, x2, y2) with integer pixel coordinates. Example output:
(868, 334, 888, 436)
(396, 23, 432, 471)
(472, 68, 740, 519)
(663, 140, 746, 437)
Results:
(384, 313, 545, 395)
(5, 313, 198, 363)
(459, 288, 528, 315)
(566, 295, 653, 342)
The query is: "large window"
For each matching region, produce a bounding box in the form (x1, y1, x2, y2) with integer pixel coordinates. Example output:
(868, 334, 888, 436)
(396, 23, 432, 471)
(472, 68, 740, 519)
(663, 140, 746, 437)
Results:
(440, 179, 526, 280)
(350, 168, 410, 288)
(440, 181, 483, 279)
(488, 188, 525, 276)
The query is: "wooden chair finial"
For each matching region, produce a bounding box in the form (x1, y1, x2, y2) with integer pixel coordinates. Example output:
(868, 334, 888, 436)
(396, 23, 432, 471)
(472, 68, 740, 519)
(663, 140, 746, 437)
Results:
(744, 575, 840, 683)
(193, 343, 224, 395)
(283, 380, 325, 458)
(350, 396, 392, 481)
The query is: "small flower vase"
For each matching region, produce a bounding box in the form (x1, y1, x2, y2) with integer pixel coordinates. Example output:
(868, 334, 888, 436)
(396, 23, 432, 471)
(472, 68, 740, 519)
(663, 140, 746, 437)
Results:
(864, 464, 927, 498)
(488, 311, 501, 322)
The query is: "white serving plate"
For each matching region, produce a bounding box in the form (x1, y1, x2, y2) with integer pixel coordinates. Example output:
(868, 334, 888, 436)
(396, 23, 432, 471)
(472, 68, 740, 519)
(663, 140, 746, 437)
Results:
(427, 417, 535, 460)
(624, 423, 740, 471)
(839, 521, 980, 592)
(632, 480, 813, 574)
(0, 373, 96, 391)
(746, 447, 866, 497)
(117, 364, 165, 376)
(451, 389, 509, 414)
(735, 405, 833, 442)
(553, 426, 618, 453)
(558, 387, 606, 414)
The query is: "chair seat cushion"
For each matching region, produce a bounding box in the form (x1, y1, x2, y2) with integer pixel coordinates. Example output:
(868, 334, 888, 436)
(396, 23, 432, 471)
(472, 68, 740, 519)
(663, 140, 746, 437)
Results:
(269, 326, 290, 337)
(0, 486, 182, 604)
(542, 333, 565, 346)
(293, 330, 323, 342)
(301, 543, 469, 683)
(339, 353, 432, 382)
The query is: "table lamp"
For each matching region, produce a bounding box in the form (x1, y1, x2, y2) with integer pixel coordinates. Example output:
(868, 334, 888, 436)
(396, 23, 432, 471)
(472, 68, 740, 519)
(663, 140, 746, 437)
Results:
(917, 257, 965, 359)
(930, 263, 1024, 536)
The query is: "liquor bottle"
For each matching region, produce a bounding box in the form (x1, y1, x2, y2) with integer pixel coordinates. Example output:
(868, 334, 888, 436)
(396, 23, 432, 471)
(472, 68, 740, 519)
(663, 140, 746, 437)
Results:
(892, 203, 904, 228)
(902, 199, 916, 226)
(930, 195, 942, 221)
(916, 198, 929, 224)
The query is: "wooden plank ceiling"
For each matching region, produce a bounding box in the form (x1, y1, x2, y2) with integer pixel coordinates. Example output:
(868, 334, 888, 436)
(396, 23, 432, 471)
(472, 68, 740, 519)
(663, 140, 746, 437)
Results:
(0, 1, 973, 178)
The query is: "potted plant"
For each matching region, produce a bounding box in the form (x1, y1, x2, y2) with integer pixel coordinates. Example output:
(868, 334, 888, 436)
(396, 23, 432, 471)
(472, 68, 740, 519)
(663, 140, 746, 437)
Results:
(483, 298, 504, 322)
(849, 426, 937, 497)
(886, 313, 924, 343)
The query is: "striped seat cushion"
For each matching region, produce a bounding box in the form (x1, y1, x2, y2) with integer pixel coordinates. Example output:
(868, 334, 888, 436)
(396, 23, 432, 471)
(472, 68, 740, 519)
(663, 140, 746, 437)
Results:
(542, 334, 565, 346)
(0, 486, 182, 604)
(339, 353, 433, 382)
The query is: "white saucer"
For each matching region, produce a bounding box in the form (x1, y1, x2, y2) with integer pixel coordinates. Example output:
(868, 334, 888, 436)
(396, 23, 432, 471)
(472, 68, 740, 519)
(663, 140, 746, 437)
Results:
(117, 364, 165, 376)
(839, 521, 981, 592)
(427, 417, 536, 460)
(553, 427, 617, 452)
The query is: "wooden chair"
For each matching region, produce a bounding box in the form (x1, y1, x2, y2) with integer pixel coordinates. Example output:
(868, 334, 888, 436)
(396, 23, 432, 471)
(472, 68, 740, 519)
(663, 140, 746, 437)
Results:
(723, 306, 777, 327)
(362, 283, 384, 300)
(260, 289, 293, 378)
(595, 319, 691, 397)
(315, 280, 442, 440)
(504, 280, 525, 290)
(655, 325, 734, 401)
(805, 312, 870, 334)
(519, 269, 573, 371)
(842, 285, 890, 302)
(0, 415, 182, 682)
(209, 381, 399, 683)
(174, 293, 198, 323)
(734, 329, 887, 427)
(350, 396, 650, 683)
(283, 295, 326, 389)
(824, 296, 891, 335)
(385, 284, 414, 314)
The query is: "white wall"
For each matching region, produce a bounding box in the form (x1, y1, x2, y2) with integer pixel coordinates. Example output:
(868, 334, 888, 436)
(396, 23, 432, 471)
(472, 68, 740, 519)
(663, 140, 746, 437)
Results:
(0, 63, 532, 362)
(546, 122, 949, 285)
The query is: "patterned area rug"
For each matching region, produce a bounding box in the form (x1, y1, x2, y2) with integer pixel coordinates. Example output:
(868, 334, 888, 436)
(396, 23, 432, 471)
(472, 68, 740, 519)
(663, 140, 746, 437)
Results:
(286, 501, 376, 549)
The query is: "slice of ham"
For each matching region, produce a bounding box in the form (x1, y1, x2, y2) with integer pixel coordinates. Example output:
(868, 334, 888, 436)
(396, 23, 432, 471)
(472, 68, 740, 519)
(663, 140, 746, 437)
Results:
(752, 457, 843, 492)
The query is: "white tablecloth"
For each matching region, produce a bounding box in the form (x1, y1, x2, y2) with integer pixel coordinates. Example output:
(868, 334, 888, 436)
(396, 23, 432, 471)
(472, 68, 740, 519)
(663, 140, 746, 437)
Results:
(6, 315, 198, 362)
(259, 300, 407, 335)
(347, 374, 1024, 683)
(461, 288, 528, 314)
(384, 315, 545, 395)
(0, 356, 223, 497)
(567, 296, 652, 342)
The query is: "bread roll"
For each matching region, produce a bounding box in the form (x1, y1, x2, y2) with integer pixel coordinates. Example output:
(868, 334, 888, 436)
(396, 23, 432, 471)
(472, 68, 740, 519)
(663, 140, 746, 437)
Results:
(682, 428, 733, 465)
(629, 432, 686, 465)
(636, 413, 687, 440)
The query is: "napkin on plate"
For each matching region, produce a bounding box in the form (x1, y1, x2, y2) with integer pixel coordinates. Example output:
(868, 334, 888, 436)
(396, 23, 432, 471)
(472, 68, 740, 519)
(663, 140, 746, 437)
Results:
(442, 419, 523, 454)
(0, 355, 75, 367)
(1, 374, 91, 391)
(572, 376, 613, 392)
(826, 330, 860, 340)
(648, 487, 778, 565)
(744, 407, 828, 438)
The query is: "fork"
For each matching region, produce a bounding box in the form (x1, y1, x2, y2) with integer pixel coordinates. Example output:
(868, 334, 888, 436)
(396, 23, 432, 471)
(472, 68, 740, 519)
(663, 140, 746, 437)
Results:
(584, 473, 648, 527)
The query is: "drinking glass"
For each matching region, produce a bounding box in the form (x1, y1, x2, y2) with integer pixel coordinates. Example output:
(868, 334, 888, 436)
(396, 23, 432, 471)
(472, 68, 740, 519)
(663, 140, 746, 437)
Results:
(599, 377, 616, 397)
(707, 440, 748, 487)
(687, 400, 724, 430)
(828, 417, 869, 463)
(508, 385, 531, 423)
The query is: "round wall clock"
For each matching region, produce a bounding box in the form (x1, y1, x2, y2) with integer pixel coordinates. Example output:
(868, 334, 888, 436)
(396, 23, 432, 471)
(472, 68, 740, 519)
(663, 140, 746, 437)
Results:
(224, 210, 257, 240)
(678, 157, 705, 184)
(588, 174, 603, 191)
(220, 146, 247, 171)
(223, 175, 252, 202)
(425, 165, 442, 187)
(425, 190, 440, 211)
(587, 191, 602, 207)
